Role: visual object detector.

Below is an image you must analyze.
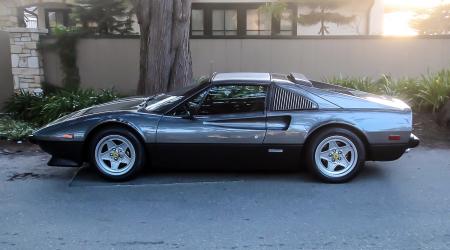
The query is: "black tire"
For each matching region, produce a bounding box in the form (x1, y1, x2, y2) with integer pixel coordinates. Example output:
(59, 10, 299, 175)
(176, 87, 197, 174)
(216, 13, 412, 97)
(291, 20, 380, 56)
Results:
(89, 127, 145, 181)
(305, 127, 365, 183)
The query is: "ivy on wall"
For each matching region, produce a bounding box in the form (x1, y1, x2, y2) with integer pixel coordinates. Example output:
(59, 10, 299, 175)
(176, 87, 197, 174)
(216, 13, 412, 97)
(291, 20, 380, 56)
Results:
(40, 26, 83, 90)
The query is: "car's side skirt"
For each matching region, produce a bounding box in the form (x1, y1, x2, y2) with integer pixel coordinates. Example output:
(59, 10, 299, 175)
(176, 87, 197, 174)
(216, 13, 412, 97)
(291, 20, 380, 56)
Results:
(149, 143, 303, 169)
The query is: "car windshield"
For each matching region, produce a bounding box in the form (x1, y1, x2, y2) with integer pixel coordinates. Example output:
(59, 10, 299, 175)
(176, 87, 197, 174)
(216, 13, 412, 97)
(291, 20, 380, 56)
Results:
(144, 82, 207, 113)
(145, 94, 183, 112)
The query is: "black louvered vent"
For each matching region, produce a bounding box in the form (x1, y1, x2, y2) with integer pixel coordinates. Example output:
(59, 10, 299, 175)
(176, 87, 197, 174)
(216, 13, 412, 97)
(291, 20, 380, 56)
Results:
(271, 86, 317, 111)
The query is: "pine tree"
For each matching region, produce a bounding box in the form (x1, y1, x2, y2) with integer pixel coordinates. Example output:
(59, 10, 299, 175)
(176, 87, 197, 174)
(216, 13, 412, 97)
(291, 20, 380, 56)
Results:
(411, 4, 450, 35)
(74, 0, 134, 35)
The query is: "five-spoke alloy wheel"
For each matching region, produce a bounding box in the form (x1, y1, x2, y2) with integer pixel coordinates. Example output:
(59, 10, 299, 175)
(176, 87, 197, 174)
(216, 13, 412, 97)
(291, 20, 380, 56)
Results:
(306, 127, 365, 183)
(90, 128, 144, 181)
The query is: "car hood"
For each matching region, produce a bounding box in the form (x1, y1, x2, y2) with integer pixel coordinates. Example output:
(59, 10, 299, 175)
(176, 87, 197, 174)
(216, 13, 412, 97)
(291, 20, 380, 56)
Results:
(83, 97, 145, 115)
(43, 97, 146, 128)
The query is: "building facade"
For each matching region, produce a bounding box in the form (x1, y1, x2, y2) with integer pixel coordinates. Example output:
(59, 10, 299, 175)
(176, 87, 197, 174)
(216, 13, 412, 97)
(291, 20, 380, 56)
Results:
(0, 0, 385, 97)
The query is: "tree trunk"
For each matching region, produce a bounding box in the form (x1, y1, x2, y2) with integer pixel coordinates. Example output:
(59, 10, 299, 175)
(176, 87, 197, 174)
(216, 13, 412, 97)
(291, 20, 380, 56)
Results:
(132, 0, 193, 95)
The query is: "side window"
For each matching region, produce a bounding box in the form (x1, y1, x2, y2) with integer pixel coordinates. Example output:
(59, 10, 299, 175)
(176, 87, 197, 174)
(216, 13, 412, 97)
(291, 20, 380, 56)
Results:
(198, 85, 267, 115)
(171, 89, 208, 116)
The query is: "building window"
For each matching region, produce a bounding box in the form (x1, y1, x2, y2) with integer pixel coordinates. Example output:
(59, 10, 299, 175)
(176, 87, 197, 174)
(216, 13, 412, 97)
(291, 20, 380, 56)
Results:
(189, 3, 297, 38)
(212, 9, 238, 36)
(191, 9, 204, 36)
(278, 9, 294, 35)
(45, 9, 69, 30)
(246, 8, 271, 35)
(18, 6, 38, 28)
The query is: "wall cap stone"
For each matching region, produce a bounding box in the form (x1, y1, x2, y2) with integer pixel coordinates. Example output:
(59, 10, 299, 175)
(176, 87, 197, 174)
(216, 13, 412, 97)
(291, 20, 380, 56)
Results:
(7, 27, 48, 33)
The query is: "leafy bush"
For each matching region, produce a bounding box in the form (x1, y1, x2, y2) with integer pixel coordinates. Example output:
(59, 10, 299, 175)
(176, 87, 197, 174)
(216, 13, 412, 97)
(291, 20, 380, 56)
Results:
(5, 89, 119, 126)
(326, 75, 385, 95)
(417, 70, 450, 112)
(4, 90, 45, 122)
(327, 69, 450, 112)
(0, 117, 36, 141)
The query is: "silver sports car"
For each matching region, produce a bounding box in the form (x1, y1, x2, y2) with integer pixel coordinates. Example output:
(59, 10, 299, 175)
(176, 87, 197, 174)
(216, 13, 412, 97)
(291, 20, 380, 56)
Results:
(31, 72, 419, 183)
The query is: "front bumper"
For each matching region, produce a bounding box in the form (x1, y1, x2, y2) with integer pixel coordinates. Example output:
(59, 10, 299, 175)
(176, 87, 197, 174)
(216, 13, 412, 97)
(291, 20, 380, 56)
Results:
(30, 136, 84, 167)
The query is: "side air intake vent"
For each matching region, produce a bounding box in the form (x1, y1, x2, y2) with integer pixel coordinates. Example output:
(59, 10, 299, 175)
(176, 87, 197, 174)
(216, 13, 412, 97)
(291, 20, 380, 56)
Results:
(271, 86, 317, 111)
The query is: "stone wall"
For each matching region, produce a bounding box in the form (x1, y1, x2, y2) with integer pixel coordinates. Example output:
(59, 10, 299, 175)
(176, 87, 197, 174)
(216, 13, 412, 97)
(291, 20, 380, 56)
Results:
(8, 28, 47, 92)
(0, 1, 19, 30)
(0, 0, 67, 93)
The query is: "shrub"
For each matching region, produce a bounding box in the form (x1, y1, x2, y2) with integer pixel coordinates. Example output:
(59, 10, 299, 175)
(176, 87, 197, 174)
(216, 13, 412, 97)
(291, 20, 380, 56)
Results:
(377, 75, 421, 108)
(417, 70, 450, 112)
(326, 75, 385, 95)
(327, 69, 450, 112)
(4, 90, 45, 122)
(0, 117, 36, 141)
(5, 89, 119, 126)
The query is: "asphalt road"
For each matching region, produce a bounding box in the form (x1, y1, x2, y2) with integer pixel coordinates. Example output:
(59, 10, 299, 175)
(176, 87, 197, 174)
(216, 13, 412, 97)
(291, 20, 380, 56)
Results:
(0, 146, 450, 250)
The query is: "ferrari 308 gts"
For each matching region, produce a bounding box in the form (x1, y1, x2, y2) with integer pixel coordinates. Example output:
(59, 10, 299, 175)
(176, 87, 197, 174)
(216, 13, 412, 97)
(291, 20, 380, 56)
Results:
(31, 73, 419, 183)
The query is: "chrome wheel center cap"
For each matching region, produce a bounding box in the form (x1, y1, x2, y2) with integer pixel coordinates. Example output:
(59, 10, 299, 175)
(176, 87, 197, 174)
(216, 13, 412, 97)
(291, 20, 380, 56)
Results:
(111, 150, 120, 159)
(332, 152, 340, 161)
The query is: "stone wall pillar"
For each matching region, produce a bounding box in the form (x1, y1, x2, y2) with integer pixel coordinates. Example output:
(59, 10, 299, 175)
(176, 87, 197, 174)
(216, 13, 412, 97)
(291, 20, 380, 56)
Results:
(7, 27, 48, 93)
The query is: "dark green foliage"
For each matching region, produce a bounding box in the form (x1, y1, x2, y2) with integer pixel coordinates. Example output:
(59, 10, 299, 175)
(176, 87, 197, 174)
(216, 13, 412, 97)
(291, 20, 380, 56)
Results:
(417, 70, 450, 112)
(411, 4, 450, 35)
(74, 0, 134, 35)
(4, 90, 44, 122)
(5, 89, 119, 126)
(0, 116, 36, 141)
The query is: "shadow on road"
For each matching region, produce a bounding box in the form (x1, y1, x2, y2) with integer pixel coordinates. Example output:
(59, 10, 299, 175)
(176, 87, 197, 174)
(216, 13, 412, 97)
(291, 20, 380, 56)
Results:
(69, 164, 322, 187)
(69, 162, 389, 187)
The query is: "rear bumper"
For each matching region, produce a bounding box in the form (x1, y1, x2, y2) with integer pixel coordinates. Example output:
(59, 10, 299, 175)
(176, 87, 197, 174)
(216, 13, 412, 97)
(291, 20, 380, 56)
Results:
(408, 134, 420, 148)
(30, 136, 84, 167)
(369, 133, 419, 161)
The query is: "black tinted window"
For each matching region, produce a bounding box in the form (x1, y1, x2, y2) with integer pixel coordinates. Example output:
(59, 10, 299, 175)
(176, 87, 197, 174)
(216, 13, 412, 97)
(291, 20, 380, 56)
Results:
(198, 85, 267, 115)
(171, 89, 208, 116)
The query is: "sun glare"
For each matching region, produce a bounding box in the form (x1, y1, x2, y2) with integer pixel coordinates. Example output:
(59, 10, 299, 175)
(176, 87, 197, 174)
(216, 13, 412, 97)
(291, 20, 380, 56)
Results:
(383, 0, 450, 36)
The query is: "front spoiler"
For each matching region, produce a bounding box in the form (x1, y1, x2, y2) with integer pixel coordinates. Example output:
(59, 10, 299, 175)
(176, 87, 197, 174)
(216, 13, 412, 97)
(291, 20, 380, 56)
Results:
(30, 136, 84, 167)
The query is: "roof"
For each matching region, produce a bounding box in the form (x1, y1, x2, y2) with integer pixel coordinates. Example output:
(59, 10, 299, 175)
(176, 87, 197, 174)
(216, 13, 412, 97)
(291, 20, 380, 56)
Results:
(212, 72, 271, 84)
(211, 72, 313, 87)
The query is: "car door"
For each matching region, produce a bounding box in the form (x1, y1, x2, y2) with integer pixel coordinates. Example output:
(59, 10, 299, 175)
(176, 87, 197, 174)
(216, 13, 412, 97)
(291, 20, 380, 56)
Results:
(155, 83, 269, 167)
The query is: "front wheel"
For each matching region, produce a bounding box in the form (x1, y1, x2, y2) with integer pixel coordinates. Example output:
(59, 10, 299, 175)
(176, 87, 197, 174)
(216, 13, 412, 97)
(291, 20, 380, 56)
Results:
(306, 128, 365, 183)
(89, 128, 145, 181)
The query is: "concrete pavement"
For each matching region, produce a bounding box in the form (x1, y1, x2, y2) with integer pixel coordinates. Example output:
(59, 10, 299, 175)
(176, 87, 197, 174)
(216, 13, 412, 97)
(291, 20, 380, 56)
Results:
(0, 146, 450, 249)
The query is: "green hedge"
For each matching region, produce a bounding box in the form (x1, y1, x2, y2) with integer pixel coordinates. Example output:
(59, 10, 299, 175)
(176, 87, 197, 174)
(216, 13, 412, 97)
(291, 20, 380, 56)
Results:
(327, 69, 450, 112)
(0, 117, 36, 141)
(5, 89, 119, 126)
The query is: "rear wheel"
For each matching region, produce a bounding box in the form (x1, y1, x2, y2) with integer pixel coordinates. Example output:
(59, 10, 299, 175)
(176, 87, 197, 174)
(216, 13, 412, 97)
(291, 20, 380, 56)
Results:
(89, 128, 144, 181)
(306, 128, 365, 183)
